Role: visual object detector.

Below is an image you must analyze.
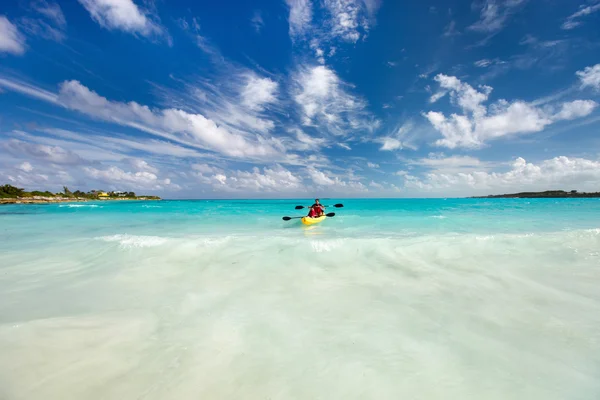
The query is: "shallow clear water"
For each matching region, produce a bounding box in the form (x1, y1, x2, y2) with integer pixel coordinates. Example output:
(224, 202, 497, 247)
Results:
(1, 199, 600, 399)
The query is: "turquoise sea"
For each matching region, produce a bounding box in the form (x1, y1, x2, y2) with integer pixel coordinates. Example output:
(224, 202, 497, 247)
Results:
(1, 198, 600, 399)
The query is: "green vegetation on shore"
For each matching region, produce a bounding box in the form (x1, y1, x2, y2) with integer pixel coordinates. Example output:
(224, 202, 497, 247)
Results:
(473, 190, 600, 198)
(1, 184, 160, 201)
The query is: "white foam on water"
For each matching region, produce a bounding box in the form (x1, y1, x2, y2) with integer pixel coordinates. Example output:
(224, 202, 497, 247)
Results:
(1, 229, 600, 399)
(431, 215, 447, 219)
(98, 234, 169, 248)
(59, 204, 101, 208)
(310, 239, 345, 252)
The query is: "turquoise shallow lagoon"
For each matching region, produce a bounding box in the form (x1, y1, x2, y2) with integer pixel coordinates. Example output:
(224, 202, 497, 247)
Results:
(1, 199, 600, 399)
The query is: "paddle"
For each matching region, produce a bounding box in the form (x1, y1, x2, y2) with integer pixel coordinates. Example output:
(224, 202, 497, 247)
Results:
(294, 203, 343, 210)
(282, 212, 335, 221)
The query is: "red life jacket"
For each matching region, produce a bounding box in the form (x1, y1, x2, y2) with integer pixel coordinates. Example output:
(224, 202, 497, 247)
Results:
(308, 207, 318, 217)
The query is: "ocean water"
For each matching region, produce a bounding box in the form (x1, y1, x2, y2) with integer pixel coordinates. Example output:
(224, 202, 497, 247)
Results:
(1, 198, 599, 399)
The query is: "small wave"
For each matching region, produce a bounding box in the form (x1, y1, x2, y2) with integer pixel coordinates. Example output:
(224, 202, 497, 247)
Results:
(59, 204, 101, 208)
(430, 215, 447, 219)
(475, 235, 495, 241)
(310, 239, 345, 253)
(142, 205, 161, 208)
(98, 234, 169, 248)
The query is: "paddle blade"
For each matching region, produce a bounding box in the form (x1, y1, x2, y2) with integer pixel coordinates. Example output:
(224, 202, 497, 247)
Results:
(326, 212, 336, 217)
(295, 205, 305, 210)
(282, 216, 292, 221)
(334, 203, 344, 208)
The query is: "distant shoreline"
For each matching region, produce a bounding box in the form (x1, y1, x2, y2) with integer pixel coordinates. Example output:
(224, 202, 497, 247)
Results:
(1, 184, 161, 205)
(472, 190, 600, 199)
(0, 197, 161, 205)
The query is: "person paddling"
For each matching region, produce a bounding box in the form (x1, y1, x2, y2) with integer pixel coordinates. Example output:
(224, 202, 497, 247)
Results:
(308, 199, 325, 218)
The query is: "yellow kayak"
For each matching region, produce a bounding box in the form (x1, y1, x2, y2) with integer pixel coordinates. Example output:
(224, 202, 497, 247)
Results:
(301, 215, 327, 225)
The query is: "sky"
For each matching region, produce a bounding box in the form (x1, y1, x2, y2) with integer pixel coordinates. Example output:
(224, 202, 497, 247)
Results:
(0, 0, 599, 198)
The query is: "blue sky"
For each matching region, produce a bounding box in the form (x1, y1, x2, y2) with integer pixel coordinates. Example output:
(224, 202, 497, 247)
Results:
(1, 0, 599, 198)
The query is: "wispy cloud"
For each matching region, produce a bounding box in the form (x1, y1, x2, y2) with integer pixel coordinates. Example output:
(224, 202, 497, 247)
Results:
(477, 36, 570, 81)
(18, 1, 67, 42)
(251, 10, 264, 33)
(443, 20, 459, 37)
(0, 75, 281, 160)
(468, 0, 528, 34)
(285, 0, 381, 46)
(0, 76, 59, 102)
(77, 0, 169, 42)
(562, 1, 600, 30)
(3, 138, 86, 165)
(375, 121, 419, 152)
(323, 0, 380, 43)
(0, 16, 26, 55)
(291, 64, 379, 137)
(285, 0, 312, 39)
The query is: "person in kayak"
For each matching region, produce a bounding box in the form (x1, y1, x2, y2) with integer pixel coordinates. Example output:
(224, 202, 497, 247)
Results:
(308, 199, 325, 218)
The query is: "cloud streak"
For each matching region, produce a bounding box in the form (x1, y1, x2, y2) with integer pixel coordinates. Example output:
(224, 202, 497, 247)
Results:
(562, 1, 600, 30)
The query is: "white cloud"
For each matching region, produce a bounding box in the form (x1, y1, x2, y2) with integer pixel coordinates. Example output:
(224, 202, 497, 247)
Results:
(375, 120, 418, 151)
(56, 80, 280, 159)
(577, 64, 600, 91)
(251, 10, 264, 33)
(77, 0, 165, 39)
(292, 65, 378, 137)
(367, 162, 379, 168)
(468, 0, 527, 34)
(305, 166, 368, 193)
(562, 2, 600, 30)
(290, 128, 327, 151)
(337, 143, 351, 150)
(0, 16, 26, 55)
(192, 163, 221, 175)
(306, 166, 335, 185)
(285, 0, 312, 38)
(210, 165, 302, 193)
(240, 74, 278, 111)
(126, 158, 158, 174)
(286, 0, 380, 44)
(379, 137, 402, 151)
(42, 128, 206, 159)
(1, 165, 75, 188)
(429, 91, 447, 103)
(402, 156, 600, 194)
(553, 100, 598, 121)
(84, 165, 172, 190)
(323, 0, 369, 43)
(311, 40, 326, 64)
(425, 74, 597, 149)
(18, 161, 34, 172)
(3, 139, 86, 165)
